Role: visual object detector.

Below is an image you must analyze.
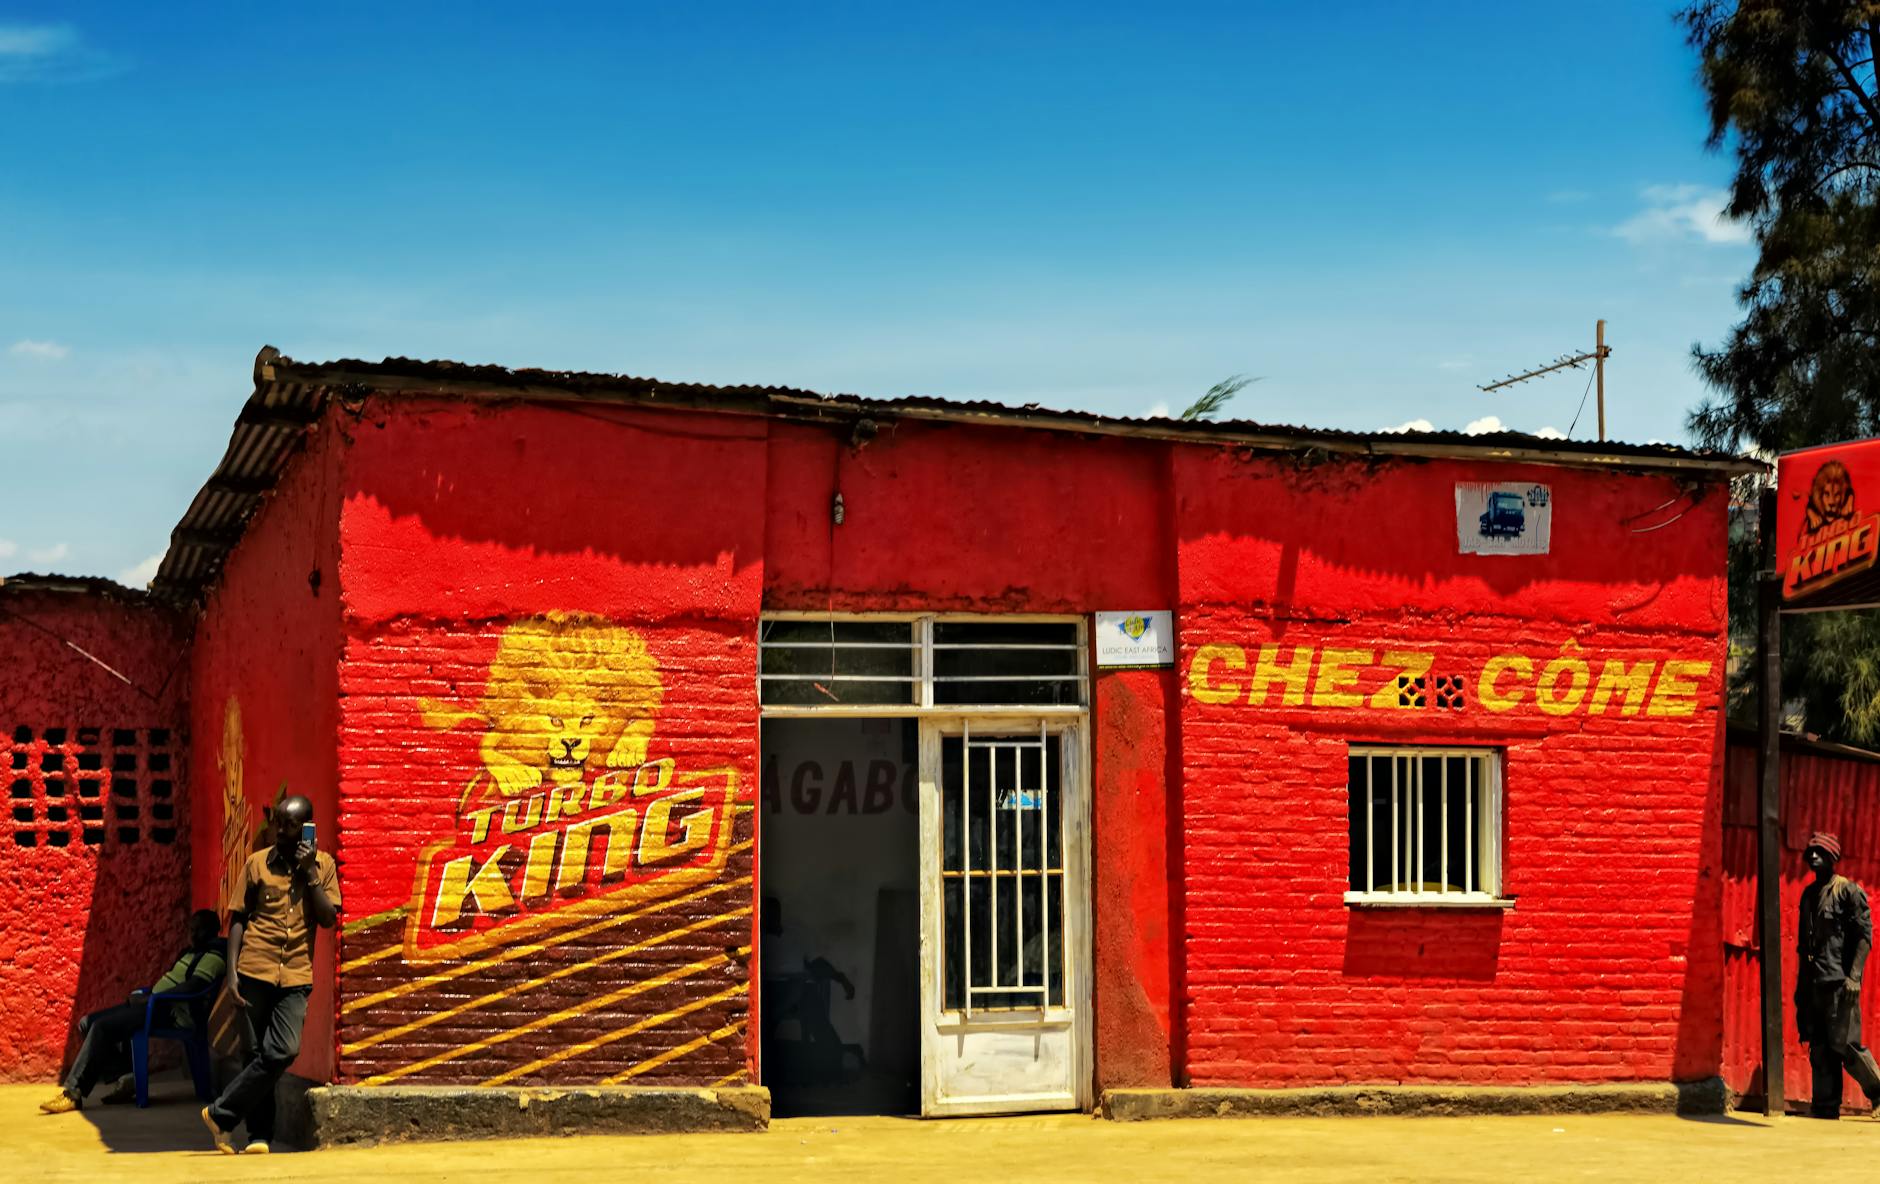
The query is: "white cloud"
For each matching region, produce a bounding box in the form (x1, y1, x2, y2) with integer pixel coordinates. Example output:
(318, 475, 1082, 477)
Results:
(1142, 400, 1172, 419)
(1464, 415, 1506, 435)
(9, 338, 70, 360)
(1532, 425, 1567, 439)
(0, 24, 118, 83)
(1614, 184, 1751, 247)
(27, 542, 69, 566)
(1382, 418, 1435, 434)
(1438, 358, 1473, 372)
(0, 539, 16, 560)
(0, 24, 75, 57)
(118, 552, 164, 588)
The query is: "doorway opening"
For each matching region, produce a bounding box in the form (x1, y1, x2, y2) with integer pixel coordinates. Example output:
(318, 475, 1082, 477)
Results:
(759, 717, 920, 1116)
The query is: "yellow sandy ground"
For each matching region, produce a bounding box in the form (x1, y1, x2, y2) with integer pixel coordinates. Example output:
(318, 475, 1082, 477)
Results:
(7, 1080, 1877, 1183)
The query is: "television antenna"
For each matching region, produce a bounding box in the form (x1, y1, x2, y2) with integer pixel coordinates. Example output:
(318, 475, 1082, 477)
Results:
(1478, 320, 1611, 441)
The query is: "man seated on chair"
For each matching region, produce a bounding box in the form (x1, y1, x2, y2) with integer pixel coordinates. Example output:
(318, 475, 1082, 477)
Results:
(39, 909, 225, 1114)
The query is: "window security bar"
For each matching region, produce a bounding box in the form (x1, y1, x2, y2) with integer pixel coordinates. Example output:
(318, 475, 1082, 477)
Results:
(759, 616, 1086, 710)
(959, 721, 1055, 1017)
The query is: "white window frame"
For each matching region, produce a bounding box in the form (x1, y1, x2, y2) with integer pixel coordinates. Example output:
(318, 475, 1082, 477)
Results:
(1343, 745, 1512, 910)
(758, 612, 1087, 718)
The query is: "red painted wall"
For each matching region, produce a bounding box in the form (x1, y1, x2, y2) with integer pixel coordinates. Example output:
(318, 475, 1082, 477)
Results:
(1174, 449, 1727, 1086)
(763, 421, 1179, 1087)
(0, 587, 188, 1082)
(177, 391, 1730, 1099)
(331, 398, 766, 1087)
(187, 416, 344, 1082)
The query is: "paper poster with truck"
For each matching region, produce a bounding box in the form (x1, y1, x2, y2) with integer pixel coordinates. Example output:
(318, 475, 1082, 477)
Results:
(1456, 482, 1552, 556)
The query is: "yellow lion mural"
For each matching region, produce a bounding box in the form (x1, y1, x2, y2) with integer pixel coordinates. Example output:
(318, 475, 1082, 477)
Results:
(422, 612, 664, 811)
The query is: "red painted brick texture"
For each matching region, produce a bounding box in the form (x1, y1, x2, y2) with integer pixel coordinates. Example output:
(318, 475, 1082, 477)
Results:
(168, 389, 1734, 1100)
(0, 588, 188, 1081)
(332, 398, 765, 1086)
(187, 416, 344, 1081)
(1174, 449, 1728, 1087)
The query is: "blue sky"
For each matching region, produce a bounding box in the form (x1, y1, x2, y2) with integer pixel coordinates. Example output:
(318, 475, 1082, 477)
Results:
(2, 2, 1752, 585)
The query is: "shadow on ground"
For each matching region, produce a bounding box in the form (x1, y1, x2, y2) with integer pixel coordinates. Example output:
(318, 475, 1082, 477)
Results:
(69, 1073, 240, 1154)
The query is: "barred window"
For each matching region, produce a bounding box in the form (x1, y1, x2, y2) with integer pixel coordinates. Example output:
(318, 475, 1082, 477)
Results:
(1346, 747, 1503, 904)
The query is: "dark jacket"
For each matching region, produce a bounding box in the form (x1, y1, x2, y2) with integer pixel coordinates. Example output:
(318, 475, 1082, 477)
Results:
(1798, 874, 1874, 990)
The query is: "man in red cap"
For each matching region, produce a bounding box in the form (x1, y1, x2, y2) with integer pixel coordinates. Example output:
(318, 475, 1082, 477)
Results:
(1795, 831, 1880, 1118)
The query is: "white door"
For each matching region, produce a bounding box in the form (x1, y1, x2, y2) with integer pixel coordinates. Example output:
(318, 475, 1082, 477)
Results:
(918, 719, 1088, 1116)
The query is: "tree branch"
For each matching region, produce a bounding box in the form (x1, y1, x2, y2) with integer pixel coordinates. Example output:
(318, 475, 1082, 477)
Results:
(1817, 158, 1880, 194)
(1823, 43, 1880, 136)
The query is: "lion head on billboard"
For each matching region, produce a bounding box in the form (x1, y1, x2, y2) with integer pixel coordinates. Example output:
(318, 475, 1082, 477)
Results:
(1805, 459, 1858, 536)
(422, 611, 663, 803)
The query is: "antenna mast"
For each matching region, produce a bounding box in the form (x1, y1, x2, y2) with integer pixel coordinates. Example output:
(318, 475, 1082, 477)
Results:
(1478, 320, 1612, 441)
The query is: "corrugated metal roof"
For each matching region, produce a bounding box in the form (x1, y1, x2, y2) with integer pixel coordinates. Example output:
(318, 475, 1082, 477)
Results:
(0, 573, 151, 601)
(148, 345, 1765, 606)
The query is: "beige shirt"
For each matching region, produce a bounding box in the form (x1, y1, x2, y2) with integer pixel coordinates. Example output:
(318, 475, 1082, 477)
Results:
(230, 847, 340, 987)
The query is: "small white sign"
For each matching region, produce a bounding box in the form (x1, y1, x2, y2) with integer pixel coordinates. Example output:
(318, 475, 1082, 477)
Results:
(1457, 482, 1552, 555)
(1095, 611, 1175, 668)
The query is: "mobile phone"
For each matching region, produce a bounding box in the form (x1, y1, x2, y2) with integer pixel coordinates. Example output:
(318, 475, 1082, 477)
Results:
(301, 821, 317, 847)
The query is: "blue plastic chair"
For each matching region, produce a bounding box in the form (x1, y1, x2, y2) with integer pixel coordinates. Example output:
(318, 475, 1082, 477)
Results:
(129, 984, 215, 1108)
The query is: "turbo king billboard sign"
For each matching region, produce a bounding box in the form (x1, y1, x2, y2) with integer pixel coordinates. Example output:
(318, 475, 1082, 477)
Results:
(1778, 439, 1880, 611)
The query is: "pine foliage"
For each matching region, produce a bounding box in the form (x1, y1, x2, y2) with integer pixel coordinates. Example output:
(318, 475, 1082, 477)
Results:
(1179, 374, 1259, 422)
(1684, 1, 1880, 743)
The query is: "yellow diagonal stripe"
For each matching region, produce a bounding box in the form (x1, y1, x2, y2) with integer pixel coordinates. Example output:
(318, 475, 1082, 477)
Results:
(341, 904, 410, 936)
(710, 1068, 747, 1087)
(484, 978, 749, 1086)
(341, 860, 752, 1015)
(359, 945, 749, 1085)
(601, 1019, 745, 1085)
(339, 944, 404, 972)
(342, 902, 752, 1055)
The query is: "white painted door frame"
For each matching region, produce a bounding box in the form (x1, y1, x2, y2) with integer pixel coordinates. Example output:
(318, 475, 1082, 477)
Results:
(917, 714, 1092, 1116)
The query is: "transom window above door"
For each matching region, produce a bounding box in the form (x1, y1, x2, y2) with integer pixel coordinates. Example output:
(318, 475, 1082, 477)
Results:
(758, 616, 1086, 710)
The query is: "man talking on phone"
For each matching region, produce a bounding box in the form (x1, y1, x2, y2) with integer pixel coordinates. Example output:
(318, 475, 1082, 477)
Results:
(201, 794, 339, 1154)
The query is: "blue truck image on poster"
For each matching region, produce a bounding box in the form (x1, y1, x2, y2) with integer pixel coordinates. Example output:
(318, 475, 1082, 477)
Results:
(1478, 490, 1526, 539)
(1456, 483, 1552, 556)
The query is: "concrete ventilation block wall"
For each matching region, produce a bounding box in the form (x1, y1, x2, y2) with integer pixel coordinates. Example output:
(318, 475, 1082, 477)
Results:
(0, 585, 188, 1082)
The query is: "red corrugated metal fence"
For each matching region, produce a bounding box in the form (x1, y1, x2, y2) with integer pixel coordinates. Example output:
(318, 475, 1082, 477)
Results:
(1722, 731, 1880, 1110)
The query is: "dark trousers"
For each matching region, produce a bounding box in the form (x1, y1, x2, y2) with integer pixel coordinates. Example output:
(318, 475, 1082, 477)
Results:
(62, 1001, 145, 1097)
(206, 976, 308, 1141)
(1802, 980, 1880, 1117)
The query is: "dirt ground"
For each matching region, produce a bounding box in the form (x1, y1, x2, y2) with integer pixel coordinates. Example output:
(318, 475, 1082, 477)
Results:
(8, 1081, 1878, 1183)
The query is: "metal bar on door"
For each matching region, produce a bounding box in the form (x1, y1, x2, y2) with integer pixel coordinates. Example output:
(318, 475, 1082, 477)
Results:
(1441, 758, 1448, 895)
(1042, 722, 1051, 1005)
(1390, 757, 1399, 891)
(990, 739, 1000, 991)
(1016, 741, 1027, 991)
(962, 720, 971, 1017)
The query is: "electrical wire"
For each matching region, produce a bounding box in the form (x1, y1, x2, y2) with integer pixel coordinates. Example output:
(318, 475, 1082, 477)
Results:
(0, 603, 160, 701)
(1565, 362, 1597, 439)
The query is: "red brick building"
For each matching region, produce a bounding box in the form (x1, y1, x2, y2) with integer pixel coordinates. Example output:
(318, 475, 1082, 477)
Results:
(3, 348, 1754, 1117)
